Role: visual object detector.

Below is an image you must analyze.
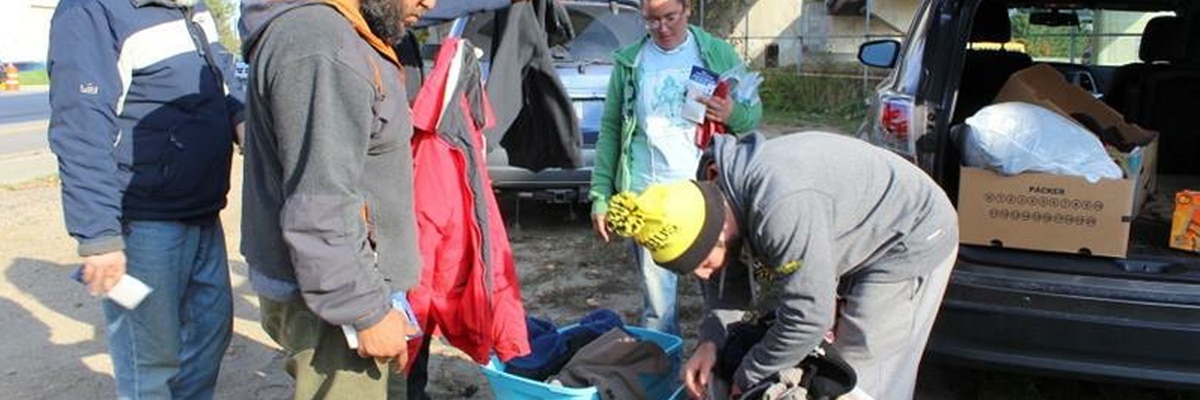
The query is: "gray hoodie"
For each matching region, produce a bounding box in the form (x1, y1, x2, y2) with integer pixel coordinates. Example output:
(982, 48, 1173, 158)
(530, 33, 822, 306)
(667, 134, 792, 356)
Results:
(239, 0, 420, 331)
(699, 132, 958, 388)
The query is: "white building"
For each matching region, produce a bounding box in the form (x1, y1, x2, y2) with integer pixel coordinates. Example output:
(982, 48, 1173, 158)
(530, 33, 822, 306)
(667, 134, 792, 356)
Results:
(718, 0, 919, 67)
(0, 0, 58, 63)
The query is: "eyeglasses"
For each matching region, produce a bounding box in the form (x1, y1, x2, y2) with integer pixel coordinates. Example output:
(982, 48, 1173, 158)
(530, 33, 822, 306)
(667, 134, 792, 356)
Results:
(643, 10, 684, 30)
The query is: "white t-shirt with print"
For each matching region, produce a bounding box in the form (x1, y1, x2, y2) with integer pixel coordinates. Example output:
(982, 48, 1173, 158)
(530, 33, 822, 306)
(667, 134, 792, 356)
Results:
(629, 32, 704, 193)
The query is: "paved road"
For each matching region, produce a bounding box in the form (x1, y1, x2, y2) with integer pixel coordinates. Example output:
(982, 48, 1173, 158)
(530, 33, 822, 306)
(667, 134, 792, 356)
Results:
(0, 87, 49, 125)
(0, 87, 54, 185)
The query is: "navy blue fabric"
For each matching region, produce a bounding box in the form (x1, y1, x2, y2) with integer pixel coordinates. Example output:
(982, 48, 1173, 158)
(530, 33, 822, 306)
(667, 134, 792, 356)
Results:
(561, 309, 624, 338)
(507, 317, 567, 372)
(718, 312, 857, 400)
(49, 0, 241, 251)
(506, 309, 625, 380)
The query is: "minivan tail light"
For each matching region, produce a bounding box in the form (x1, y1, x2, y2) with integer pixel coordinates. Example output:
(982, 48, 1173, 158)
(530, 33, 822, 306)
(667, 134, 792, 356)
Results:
(867, 92, 920, 160)
(880, 97, 913, 142)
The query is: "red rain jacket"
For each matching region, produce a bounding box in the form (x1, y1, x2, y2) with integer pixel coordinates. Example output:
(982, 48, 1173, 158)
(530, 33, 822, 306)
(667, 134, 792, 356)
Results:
(407, 37, 530, 366)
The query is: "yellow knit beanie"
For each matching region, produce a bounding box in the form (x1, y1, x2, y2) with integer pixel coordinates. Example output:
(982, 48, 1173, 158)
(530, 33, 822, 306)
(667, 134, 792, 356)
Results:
(607, 181, 726, 273)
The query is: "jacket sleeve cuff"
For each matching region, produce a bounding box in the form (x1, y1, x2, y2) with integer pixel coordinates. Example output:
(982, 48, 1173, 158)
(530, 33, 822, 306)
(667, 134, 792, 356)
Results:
(726, 103, 757, 134)
(350, 298, 393, 331)
(590, 197, 609, 216)
(78, 235, 124, 257)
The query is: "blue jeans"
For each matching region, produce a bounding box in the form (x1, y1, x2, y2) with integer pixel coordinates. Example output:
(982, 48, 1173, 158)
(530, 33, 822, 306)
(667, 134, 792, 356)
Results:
(103, 219, 233, 400)
(630, 240, 679, 335)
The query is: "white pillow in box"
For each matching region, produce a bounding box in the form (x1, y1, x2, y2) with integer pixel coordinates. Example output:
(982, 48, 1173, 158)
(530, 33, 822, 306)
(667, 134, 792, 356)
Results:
(963, 101, 1123, 183)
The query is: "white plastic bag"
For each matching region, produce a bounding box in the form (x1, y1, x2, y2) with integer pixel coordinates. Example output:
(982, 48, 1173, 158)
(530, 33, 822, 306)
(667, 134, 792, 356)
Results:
(719, 66, 762, 107)
(963, 102, 1122, 183)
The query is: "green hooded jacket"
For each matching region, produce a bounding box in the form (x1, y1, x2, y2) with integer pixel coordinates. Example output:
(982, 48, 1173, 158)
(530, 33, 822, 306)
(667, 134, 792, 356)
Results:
(589, 25, 763, 216)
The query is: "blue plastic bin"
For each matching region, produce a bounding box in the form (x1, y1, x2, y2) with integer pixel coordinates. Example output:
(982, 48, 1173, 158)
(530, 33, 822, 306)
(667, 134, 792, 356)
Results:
(482, 326, 684, 399)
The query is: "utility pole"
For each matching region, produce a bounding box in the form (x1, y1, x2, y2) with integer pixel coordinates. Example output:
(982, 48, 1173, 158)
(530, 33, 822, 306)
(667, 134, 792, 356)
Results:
(863, 0, 874, 94)
(743, 0, 750, 61)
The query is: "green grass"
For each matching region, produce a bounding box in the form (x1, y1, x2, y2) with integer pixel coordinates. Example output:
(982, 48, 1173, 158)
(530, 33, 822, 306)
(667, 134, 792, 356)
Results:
(10, 69, 49, 86)
(758, 69, 875, 134)
(763, 107, 864, 135)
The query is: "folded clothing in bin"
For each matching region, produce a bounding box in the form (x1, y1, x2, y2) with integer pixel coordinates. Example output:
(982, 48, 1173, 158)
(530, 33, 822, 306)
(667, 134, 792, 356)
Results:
(506, 309, 624, 381)
(482, 326, 684, 400)
(558, 327, 670, 400)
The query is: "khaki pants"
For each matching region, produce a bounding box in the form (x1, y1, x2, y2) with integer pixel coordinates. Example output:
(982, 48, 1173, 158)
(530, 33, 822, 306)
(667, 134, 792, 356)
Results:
(259, 296, 410, 400)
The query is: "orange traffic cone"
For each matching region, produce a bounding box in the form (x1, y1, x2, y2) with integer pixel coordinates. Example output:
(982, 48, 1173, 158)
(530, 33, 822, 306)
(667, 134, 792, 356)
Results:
(4, 63, 19, 92)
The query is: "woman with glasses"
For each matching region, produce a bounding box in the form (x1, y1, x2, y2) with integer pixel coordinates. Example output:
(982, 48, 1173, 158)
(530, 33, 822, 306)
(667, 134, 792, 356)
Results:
(588, 0, 762, 336)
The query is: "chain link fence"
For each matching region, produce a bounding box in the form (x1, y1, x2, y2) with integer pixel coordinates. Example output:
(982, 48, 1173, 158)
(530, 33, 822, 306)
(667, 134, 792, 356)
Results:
(723, 32, 902, 133)
(730, 34, 899, 69)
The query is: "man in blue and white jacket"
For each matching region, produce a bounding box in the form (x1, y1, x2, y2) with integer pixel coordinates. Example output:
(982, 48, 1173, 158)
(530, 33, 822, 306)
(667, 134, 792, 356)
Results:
(47, 0, 242, 398)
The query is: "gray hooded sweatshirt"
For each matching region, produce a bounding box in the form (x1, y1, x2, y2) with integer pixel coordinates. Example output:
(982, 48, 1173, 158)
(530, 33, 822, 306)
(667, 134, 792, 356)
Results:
(699, 132, 958, 388)
(239, 0, 420, 331)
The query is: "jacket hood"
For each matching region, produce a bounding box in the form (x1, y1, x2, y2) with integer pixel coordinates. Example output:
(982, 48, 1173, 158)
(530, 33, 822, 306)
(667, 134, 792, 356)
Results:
(706, 132, 765, 296)
(239, 0, 399, 65)
(708, 132, 764, 223)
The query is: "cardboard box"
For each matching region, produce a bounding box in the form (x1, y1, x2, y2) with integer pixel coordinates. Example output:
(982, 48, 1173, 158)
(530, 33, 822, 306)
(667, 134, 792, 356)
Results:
(956, 136, 1156, 258)
(1170, 190, 1200, 254)
(956, 64, 1164, 258)
(958, 166, 1138, 257)
(994, 64, 1158, 148)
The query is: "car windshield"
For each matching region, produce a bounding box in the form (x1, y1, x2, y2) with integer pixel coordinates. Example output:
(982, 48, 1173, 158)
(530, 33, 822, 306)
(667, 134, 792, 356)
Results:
(460, 2, 646, 63)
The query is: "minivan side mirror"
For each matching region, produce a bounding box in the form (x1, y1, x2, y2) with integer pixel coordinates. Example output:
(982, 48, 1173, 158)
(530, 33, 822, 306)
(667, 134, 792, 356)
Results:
(858, 39, 901, 69)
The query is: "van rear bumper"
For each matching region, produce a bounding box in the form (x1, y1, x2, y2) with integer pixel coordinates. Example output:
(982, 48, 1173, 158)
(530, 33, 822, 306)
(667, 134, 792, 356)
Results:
(928, 255, 1200, 388)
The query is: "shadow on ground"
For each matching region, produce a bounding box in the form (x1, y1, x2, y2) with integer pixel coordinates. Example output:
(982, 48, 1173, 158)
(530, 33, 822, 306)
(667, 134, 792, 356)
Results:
(2, 256, 292, 399)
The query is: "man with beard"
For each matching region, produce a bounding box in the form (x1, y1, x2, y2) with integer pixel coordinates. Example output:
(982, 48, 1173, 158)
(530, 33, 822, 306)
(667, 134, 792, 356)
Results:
(239, 0, 436, 398)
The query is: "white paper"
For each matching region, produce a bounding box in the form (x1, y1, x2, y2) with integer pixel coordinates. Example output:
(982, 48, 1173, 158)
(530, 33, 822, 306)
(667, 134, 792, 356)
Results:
(342, 292, 422, 350)
(107, 274, 153, 310)
(683, 66, 719, 124)
(342, 325, 360, 350)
